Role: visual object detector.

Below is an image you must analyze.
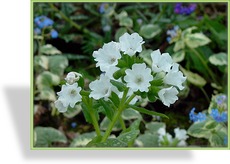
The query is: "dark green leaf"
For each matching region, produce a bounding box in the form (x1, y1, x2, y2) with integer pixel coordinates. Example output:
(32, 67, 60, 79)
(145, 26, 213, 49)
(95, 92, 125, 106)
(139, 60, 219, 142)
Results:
(99, 99, 114, 121)
(128, 105, 169, 119)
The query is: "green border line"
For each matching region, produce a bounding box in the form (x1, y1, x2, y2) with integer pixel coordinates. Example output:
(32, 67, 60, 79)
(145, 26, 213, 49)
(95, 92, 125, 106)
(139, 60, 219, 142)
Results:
(31, 0, 229, 150)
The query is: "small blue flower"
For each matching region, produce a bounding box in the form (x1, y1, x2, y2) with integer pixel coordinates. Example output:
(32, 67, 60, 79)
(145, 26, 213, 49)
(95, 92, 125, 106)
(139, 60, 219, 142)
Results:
(71, 122, 77, 128)
(189, 108, 206, 122)
(50, 29, 58, 38)
(34, 15, 54, 29)
(224, 136, 228, 146)
(210, 109, 227, 123)
(99, 3, 106, 14)
(166, 25, 180, 43)
(174, 3, 197, 15)
(216, 95, 227, 105)
(34, 28, 41, 35)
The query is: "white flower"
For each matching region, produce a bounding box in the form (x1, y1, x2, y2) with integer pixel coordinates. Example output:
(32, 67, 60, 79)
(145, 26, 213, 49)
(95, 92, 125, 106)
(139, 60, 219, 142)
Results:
(124, 63, 153, 92)
(54, 99, 68, 113)
(104, 66, 120, 79)
(119, 32, 144, 56)
(93, 41, 121, 72)
(57, 83, 82, 108)
(65, 72, 82, 84)
(89, 74, 120, 100)
(151, 49, 173, 73)
(163, 63, 186, 90)
(158, 86, 179, 107)
(174, 128, 189, 141)
(157, 127, 166, 136)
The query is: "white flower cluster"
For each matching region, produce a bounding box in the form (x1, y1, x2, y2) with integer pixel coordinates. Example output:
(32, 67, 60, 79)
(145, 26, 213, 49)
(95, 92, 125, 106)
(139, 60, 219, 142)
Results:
(54, 72, 82, 113)
(158, 127, 189, 147)
(90, 32, 186, 107)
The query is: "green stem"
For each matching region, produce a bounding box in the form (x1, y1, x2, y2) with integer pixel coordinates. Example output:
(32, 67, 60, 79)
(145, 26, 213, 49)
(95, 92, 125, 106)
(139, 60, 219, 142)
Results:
(189, 47, 217, 84)
(82, 97, 101, 137)
(49, 3, 90, 35)
(119, 116, 126, 131)
(101, 89, 129, 142)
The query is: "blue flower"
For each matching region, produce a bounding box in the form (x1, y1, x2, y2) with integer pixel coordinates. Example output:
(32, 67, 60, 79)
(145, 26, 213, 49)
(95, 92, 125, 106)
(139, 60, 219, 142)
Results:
(210, 109, 227, 123)
(216, 95, 227, 105)
(34, 28, 41, 35)
(189, 108, 206, 122)
(174, 3, 197, 15)
(50, 29, 58, 38)
(71, 122, 77, 128)
(34, 15, 54, 29)
(224, 136, 228, 146)
(166, 25, 180, 43)
(99, 3, 106, 14)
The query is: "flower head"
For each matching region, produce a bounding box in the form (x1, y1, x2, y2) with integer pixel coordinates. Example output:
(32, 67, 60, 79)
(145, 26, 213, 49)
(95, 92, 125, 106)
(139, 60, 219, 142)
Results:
(158, 86, 179, 107)
(65, 72, 82, 85)
(151, 49, 174, 73)
(210, 109, 227, 123)
(166, 26, 180, 43)
(174, 128, 189, 141)
(89, 74, 120, 100)
(119, 32, 144, 56)
(57, 83, 82, 108)
(93, 41, 121, 72)
(54, 99, 68, 113)
(174, 3, 197, 15)
(34, 16, 54, 29)
(163, 63, 186, 90)
(124, 63, 153, 92)
(215, 95, 227, 105)
(189, 108, 206, 122)
(50, 29, 58, 38)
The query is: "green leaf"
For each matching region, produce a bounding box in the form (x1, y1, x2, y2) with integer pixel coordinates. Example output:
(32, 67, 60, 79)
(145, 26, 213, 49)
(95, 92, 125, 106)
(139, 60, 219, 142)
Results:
(81, 103, 93, 123)
(180, 67, 206, 87)
(63, 104, 82, 118)
(39, 87, 56, 101)
(204, 120, 218, 130)
(173, 39, 185, 52)
(128, 105, 169, 119)
(94, 138, 127, 147)
(34, 55, 49, 70)
(36, 71, 60, 90)
(122, 108, 142, 120)
(117, 130, 140, 145)
(115, 28, 127, 42)
(40, 44, 62, 55)
(187, 121, 210, 139)
(209, 130, 227, 147)
(147, 86, 160, 102)
(172, 50, 185, 63)
(135, 133, 159, 147)
(139, 24, 161, 39)
(119, 17, 133, 27)
(145, 122, 166, 134)
(34, 127, 67, 147)
(86, 135, 103, 147)
(70, 132, 97, 147)
(48, 55, 68, 76)
(209, 52, 227, 66)
(109, 92, 120, 108)
(110, 79, 126, 92)
(99, 99, 114, 121)
(185, 33, 211, 48)
(100, 117, 122, 131)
